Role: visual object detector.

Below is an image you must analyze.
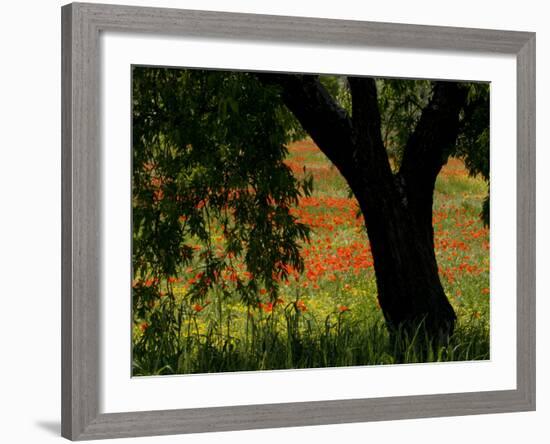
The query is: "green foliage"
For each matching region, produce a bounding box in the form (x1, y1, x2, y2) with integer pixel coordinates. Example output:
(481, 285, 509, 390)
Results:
(132, 67, 312, 325)
(455, 83, 490, 225)
(376, 78, 432, 163)
(133, 301, 489, 375)
(319, 75, 352, 114)
(456, 83, 490, 181)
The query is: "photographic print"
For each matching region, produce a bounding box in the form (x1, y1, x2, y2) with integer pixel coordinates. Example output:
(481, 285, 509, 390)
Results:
(131, 67, 490, 376)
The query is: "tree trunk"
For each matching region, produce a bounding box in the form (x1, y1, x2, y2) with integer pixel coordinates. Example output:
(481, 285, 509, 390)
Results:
(353, 182, 456, 342)
(256, 74, 467, 343)
(345, 78, 461, 343)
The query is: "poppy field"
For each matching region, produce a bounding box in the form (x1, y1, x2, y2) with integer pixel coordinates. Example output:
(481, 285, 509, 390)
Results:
(132, 138, 490, 376)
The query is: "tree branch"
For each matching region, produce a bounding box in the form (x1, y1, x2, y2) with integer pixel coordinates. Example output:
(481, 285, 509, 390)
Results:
(347, 77, 393, 183)
(400, 81, 468, 189)
(255, 73, 357, 178)
(348, 77, 383, 149)
(398, 81, 468, 238)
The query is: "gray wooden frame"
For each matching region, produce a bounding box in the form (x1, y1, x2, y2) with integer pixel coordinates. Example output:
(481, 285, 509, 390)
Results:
(61, 2, 536, 440)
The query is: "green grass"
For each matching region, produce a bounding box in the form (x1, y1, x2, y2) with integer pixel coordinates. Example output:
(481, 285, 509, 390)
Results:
(133, 295, 489, 376)
(133, 140, 490, 376)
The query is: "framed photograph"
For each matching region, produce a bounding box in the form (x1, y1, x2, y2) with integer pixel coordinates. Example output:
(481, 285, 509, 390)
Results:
(61, 2, 535, 440)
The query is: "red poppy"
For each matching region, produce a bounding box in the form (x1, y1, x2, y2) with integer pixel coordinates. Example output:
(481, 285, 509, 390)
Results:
(295, 300, 307, 312)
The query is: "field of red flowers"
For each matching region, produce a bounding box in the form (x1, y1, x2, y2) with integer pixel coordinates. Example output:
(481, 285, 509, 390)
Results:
(133, 139, 490, 375)
(280, 139, 489, 317)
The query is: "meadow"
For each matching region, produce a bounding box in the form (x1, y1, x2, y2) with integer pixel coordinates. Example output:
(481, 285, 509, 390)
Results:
(132, 139, 490, 376)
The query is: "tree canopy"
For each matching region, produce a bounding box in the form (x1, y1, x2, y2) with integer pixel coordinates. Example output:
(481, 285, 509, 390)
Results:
(132, 68, 312, 319)
(132, 66, 489, 335)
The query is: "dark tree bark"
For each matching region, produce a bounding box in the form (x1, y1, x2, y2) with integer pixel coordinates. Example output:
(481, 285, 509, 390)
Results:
(257, 74, 468, 342)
